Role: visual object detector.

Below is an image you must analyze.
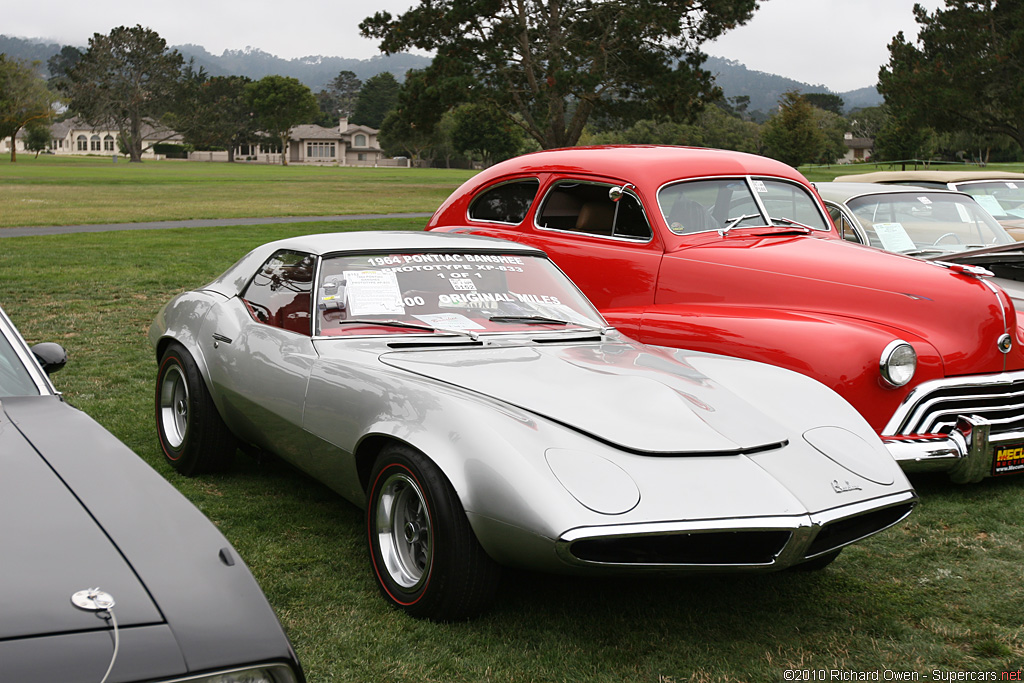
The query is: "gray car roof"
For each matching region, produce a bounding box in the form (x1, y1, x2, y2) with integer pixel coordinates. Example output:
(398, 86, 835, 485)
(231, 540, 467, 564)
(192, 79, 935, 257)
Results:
(815, 182, 964, 203)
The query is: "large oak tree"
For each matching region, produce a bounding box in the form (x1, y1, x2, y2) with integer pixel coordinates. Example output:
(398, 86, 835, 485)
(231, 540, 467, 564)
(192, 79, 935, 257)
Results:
(360, 0, 759, 149)
(878, 0, 1024, 154)
(64, 26, 184, 162)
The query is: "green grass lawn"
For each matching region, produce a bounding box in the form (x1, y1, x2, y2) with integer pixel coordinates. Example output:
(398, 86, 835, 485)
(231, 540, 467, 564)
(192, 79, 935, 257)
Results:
(3, 220, 1023, 682)
(0, 155, 476, 228)
(2, 159, 1023, 680)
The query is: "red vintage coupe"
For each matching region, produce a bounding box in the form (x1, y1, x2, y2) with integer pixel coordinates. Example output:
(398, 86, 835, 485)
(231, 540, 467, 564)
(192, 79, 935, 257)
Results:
(427, 145, 1024, 483)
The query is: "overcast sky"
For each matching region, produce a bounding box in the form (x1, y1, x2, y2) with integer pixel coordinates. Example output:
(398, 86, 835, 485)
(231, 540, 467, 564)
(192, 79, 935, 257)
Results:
(7, 0, 943, 93)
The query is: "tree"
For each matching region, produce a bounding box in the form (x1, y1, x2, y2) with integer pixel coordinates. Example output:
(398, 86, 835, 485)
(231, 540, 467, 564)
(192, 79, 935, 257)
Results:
(360, 0, 759, 149)
(64, 26, 184, 162)
(760, 91, 825, 168)
(315, 70, 362, 127)
(246, 75, 318, 166)
(879, 0, 1024, 155)
(46, 45, 82, 93)
(352, 72, 401, 129)
(0, 55, 57, 162)
(24, 121, 52, 157)
(846, 105, 889, 139)
(803, 93, 845, 115)
(451, 102, 524, 165)
(873, 110, 934, 163)
(171, 70, 255, 162)
(812, 108, 849, 165)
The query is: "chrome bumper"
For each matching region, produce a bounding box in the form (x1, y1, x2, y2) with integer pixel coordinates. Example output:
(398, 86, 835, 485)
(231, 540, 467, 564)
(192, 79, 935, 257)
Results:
(884, 415, 1024, 483)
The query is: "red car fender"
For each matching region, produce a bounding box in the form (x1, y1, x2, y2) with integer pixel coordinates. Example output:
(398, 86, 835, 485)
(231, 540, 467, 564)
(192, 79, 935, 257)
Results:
(612, 303, 945, 434)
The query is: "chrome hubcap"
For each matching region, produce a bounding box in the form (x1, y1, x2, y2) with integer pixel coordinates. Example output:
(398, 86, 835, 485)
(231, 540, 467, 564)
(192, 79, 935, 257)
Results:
(159, 365, 189, 449)
(375, 472, 431, 590)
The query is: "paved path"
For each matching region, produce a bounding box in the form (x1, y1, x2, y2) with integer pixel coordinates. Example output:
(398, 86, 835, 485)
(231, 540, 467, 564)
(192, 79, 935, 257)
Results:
(0, 212, 434, 238)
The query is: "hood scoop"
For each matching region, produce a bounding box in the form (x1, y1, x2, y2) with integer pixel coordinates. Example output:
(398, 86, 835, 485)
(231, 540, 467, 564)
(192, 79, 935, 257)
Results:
(380, 343, 790, 454)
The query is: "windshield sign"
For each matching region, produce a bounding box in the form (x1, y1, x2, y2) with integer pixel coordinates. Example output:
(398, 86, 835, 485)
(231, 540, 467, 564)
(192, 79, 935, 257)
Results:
(845, 193, 1012, 254)
(316, 252, 605, 336)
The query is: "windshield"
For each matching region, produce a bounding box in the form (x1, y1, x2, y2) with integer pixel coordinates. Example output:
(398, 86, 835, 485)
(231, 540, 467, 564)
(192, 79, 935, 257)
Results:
(845, 192, 1012, 254)
(953, 181, 1024, 221)
(0, 327, 41, 397)
(316, 251, 606, 337)
(658, 177, 830, 235)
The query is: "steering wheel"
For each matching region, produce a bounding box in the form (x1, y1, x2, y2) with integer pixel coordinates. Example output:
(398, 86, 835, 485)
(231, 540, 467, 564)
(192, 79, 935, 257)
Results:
(933, 232, 963, 246)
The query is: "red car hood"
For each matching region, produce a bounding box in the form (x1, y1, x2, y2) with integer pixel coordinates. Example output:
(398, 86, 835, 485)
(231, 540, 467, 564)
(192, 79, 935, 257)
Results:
(662, 232, 1024, 376)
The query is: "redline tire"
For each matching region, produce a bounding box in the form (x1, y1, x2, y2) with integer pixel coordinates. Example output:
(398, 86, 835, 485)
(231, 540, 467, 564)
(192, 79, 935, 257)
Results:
(367, 443, 500, 620)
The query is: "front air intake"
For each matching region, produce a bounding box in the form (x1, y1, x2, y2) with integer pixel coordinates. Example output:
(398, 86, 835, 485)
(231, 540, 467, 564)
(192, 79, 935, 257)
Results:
(570, 530, 792, 566)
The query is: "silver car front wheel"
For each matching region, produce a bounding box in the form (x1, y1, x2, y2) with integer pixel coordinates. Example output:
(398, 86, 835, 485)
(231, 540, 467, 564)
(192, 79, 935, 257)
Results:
(367, 443, 500, 620)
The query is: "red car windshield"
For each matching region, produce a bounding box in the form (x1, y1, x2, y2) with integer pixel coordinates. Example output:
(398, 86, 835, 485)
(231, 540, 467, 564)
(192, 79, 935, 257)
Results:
(658, 177, 830, 234)
(316, 251, 606, 337)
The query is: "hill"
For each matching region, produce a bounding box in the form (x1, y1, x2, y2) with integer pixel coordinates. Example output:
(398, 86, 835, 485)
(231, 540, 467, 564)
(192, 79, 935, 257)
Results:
(704, 56, 882, 114)
(1, 34, 880, 111)
(0, 34, 430, 90)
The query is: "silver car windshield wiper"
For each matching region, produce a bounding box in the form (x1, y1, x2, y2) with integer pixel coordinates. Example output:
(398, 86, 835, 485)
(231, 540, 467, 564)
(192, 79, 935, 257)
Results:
(331, 318, 480, 341)
(488, 315, 610, 334)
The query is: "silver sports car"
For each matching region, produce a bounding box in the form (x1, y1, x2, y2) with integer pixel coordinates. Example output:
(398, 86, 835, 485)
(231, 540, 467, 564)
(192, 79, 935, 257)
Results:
(149, 231, 917, 620)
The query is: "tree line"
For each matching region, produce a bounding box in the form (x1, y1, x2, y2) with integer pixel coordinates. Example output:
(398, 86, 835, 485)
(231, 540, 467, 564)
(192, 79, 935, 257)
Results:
(3, 0, 1021, 167)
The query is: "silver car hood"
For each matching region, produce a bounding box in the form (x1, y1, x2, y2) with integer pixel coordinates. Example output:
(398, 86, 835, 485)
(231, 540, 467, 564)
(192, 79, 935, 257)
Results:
(378, 341, 790, 454)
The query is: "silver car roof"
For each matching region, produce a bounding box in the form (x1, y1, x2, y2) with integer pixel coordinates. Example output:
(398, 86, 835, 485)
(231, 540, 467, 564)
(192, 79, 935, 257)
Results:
(205, 231, 544, 297)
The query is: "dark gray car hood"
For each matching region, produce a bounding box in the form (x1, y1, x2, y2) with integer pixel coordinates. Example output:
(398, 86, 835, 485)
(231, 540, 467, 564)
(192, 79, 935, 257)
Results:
(379, 340, 790, 454)
(0, 401, 161, 638)
(0, 396, 298, 678)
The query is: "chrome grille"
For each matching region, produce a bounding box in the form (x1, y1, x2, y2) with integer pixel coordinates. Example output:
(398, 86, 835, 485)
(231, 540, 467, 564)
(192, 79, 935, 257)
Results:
(886, 371, 1024, 436)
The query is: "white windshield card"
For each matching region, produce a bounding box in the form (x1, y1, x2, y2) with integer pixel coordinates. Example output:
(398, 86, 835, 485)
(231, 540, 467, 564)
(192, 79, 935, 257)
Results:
(973, 194, 1004, 216)
(916, 196, 932, 205)
(1007, 183, 1019, 189)
(873, 222, 917, 252)
(343, 270, 405, 316)
(751, 180, 768, 193)
(413, 312, 484, 330)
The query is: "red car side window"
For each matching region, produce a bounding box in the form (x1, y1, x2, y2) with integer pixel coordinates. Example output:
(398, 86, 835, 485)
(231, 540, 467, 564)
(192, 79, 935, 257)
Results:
(469, 179, 539, 224)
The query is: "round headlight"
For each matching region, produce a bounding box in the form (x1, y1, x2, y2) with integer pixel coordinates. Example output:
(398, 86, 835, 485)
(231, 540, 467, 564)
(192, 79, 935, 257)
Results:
(880, 340, 917, 387)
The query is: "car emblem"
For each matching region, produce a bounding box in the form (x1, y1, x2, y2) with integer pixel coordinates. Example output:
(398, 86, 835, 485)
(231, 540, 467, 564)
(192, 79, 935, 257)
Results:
(832, 479, 863, 494)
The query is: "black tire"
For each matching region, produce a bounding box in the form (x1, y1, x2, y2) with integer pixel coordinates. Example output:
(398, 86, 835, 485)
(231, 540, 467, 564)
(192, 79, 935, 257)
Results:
(155, 342, 236, 475)
(791, 549, 842, 572)
(367, 443, 500, 620)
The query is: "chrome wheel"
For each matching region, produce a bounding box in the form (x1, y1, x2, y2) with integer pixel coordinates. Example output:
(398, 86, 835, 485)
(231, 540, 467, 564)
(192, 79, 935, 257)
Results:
(158, 363, 189, 450)
(374, 471, 432, 590)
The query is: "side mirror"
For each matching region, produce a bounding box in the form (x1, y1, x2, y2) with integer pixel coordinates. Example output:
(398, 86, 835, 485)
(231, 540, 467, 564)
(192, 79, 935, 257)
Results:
(608, 183, 636, 203)
(31, 342, 68, 375)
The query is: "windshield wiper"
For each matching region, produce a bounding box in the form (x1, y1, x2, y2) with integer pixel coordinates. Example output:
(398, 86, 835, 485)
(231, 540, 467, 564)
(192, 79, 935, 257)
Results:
(719, 213, 762, 236)
(331, 318, 480, 340)
(768, 217, 814, 231)
(488, 315, 610, 334)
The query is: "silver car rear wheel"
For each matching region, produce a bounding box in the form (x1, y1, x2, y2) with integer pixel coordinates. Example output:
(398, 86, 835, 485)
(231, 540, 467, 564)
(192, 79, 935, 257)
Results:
(158, 364, 189, 449)
(155, 342, 236, 475)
